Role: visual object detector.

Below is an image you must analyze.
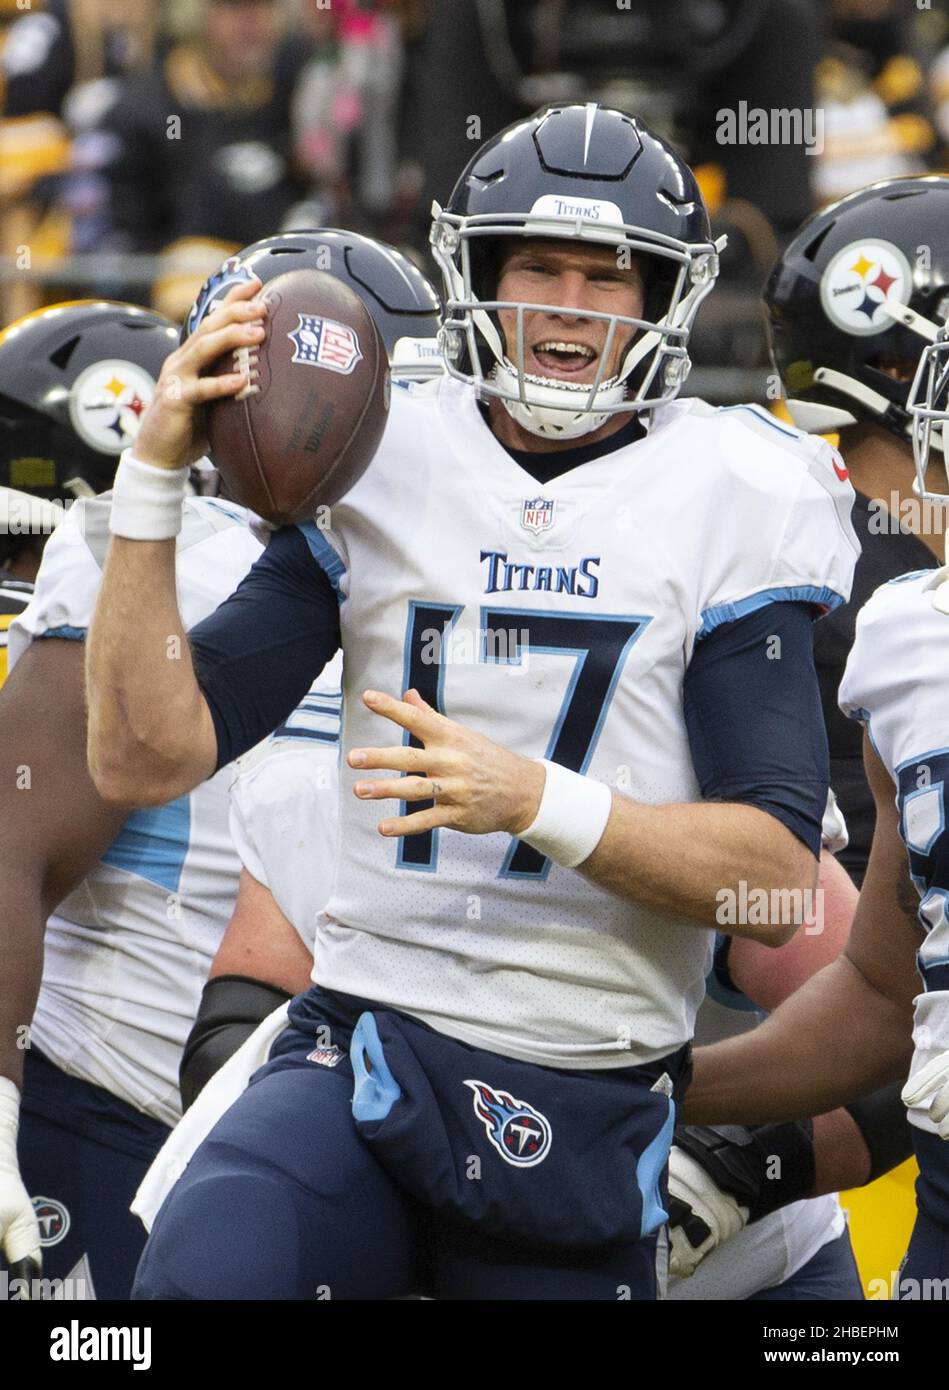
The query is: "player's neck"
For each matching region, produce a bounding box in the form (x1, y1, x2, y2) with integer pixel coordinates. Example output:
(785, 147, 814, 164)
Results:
(841, 422, 949, 561)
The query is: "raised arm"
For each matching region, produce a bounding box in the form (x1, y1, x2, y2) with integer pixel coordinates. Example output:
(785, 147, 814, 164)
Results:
(86, 280, 268, 806)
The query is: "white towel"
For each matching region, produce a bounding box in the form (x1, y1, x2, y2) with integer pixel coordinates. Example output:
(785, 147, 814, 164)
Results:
(131, 1003, 291, 1232)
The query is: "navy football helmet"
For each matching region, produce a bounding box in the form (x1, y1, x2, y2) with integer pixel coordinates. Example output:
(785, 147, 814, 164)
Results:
(765, 176, 949, 501)
(430, 102, 721, 439)
(0, 301, 178, 502)
(185, 230, 442, 380)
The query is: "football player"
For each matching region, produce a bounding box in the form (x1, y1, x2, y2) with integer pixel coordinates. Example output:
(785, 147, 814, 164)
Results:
(667, 179, 949, 1291)
(677, 321, 949, 1293)
(765, 175, 949, 885)
(88, 104, 858, 1301)
(0, 300, 265, 1300)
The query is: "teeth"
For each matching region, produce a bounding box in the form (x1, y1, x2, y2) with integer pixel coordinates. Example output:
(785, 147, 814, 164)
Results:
(535, 341, 595, 357)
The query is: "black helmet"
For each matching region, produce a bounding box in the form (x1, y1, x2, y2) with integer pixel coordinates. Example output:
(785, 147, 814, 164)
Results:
(430, 102, 721, 440)
(764, 176, 949, 444)
(185, 230, 442, 379)
(0, 300, 178, 501)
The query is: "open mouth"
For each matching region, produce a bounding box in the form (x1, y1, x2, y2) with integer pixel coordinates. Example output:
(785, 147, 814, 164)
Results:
(529, 339, 600, 378)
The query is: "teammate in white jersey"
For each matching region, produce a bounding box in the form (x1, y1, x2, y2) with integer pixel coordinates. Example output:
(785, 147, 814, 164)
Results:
(88, 104, 858, 1300)
(0, 489, 262, 1299)
(681, 332, 949, 1291)
(0, 300, 267, 1300)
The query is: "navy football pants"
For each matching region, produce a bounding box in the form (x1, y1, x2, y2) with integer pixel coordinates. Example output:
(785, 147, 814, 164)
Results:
(133, 1022, 663, 1301)
(17, 1049, 170, 1300)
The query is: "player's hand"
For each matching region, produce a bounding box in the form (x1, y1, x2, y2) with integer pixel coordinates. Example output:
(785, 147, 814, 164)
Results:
(902, 1050, 949, 1138)
(0, 1082, 42, 1277)
(348, 688, 546, 839)
(667, 1144, 749, 1279)
(133, 278, 268, 472)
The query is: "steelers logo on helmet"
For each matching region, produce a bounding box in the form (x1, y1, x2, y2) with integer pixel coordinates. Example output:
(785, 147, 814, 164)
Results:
(819, 239, 914, 337)
(68, 360, 156, 455)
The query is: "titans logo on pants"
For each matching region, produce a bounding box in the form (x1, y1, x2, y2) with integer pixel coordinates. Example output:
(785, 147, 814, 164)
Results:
(465, 1080, 552, 1167)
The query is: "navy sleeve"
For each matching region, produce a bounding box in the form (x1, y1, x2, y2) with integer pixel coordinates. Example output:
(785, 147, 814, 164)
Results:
(188, 525, 341, 770)
(684, 601, 828, 857)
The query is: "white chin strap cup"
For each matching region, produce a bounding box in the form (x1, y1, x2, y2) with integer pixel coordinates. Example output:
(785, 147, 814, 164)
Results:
(492, 360, 627, 440)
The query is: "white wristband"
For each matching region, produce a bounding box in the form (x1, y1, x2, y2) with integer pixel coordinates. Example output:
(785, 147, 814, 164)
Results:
(518, 759, 613, 868)
(109, 450, 189, 540)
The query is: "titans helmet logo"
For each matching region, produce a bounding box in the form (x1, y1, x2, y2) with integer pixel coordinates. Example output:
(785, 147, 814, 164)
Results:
(185, 258, 256, 338)
(465, 1080, 552, 1167)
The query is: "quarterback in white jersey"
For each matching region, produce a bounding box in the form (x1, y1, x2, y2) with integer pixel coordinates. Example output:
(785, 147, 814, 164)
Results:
(0, 492, 261, 1299)
(287, 382, 855, 1071)
(88, 104, 858, 1301)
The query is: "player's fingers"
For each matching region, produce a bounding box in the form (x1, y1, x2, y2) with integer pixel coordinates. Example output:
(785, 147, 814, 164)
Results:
(403, 687, 436, 713)
(349, 743, 448, 774)
(354, 774, 455, 803)
(215, 275, 263, 308)
(362, 688, 443, 736)
(191, 278, 265, 333)
(182, 317, 266, 373)
(929, 1082, 949, 1130)
(186, 371, 258, 405)
(2, 1205, 42, 1267)
(902, 1052, 949, 1107)
(377, 806, 450, 837)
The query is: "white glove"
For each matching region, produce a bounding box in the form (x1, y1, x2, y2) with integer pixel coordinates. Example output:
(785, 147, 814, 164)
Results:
(902, 1051, 949, 1137)
(667, 1145, 749, 1279)
(0, 1078, 42, 1268)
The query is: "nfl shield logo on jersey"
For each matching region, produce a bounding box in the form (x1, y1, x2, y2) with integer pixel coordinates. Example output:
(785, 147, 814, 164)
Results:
(520, 497, 555, 534)
(465, 1080, 552, 1167)
(288, 315, 363, 375)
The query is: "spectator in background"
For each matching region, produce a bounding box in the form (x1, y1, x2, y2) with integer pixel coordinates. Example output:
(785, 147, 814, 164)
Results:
(290, 0, 406, 227)
(85, 0, 315, 313)
(813, 0, 938, 205)
(1, 0, 157, 321)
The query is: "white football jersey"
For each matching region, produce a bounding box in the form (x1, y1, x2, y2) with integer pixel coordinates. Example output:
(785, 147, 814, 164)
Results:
(9, 494, 263, 1127)
(229, 658, 343, 947)
(839, 567, 949, 1136)
(300, 379, 858, 1069)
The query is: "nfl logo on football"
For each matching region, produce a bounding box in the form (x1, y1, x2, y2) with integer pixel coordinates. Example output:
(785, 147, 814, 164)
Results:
(521, 498, 555, 534)
(289, 314, 363, 376)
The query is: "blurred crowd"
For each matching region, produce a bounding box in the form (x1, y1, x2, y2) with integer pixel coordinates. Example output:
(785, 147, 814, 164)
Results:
(2, 0, 949, 373)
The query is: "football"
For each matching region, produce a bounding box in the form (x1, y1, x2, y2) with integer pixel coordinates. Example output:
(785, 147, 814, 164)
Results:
(205, 269, 390, 525)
